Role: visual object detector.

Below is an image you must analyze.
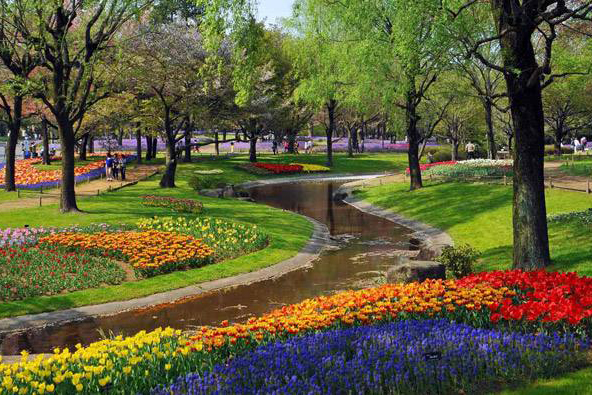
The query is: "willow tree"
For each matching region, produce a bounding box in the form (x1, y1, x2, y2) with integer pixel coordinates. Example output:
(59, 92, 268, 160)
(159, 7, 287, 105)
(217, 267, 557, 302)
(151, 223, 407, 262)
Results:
(6, 0, 148, 212)
(448, 0, 592, 268)
(295, 0, 455, 189)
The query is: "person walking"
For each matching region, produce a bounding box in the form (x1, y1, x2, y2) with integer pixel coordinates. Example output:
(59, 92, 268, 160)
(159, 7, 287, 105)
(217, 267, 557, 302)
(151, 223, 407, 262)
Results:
(272, 140, 278, 155)
(119, 154, 127, 181)
(112, 154, 120, 180)
(574, 138, 581, 153)
(465, 141, 476, 160)
(105, 153, 114, 181)
(581, 136, 588, 152)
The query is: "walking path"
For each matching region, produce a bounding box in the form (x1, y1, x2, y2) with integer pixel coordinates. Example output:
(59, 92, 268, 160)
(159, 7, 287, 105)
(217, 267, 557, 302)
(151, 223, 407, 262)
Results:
(0, 164, 161, 212)
(543, 161, 592, 193)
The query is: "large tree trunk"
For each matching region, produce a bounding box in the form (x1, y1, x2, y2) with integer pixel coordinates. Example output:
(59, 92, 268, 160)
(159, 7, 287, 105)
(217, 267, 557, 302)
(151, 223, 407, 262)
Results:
(183, 129, 191, 163)
(484, 99, 497, 159)
(152, 137, 157, 158)
(145, 135, 153, 161)
(405, 85, 423, 190)
(215, 131, 219, 156)
(249, 135, 257, 162)
(287, 129, 296, 153)
(451, 140, 459, 161)
(3, 96, 22, 192)
(41, 116, 51, 165)
(160, 137, 177, 188)
(500, 22, 551, 268)
(347, 126, 354, 157)
(326, 99, 336, 167)
(136, 126, 142, 164)
(57, 119, 80, 212)
(88, 136, 94, 154)
(79, 133, 89, 161)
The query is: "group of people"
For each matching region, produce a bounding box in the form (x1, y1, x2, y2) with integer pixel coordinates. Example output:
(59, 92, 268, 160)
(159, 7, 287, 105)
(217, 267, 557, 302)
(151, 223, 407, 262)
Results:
(573, 137, 588, 153)
(105, 153, 127, 181)
(271, 140, 314, 155)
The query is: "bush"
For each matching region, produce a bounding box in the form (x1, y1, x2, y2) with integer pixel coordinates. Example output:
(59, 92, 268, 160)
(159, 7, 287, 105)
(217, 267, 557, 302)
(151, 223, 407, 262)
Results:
(188, 175, 227, 191)
(426, 146, 467, 162)
(438, 244, 479, 278)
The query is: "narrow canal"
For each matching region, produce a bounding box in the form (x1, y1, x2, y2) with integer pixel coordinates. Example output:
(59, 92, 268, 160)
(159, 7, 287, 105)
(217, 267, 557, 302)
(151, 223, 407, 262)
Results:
(1, 180, 413, 355)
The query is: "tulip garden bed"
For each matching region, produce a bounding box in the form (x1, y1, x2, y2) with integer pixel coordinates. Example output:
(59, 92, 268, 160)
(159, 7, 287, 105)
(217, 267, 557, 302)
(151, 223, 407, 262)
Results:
(1, 270, 591, 394)
(239, 162, 331, 175)
(0, 218, 268, 300)
(407, 159, 513, 179)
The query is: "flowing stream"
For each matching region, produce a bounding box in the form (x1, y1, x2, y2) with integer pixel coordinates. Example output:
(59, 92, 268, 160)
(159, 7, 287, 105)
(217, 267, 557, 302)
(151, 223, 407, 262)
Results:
(0, 180, 414, 355)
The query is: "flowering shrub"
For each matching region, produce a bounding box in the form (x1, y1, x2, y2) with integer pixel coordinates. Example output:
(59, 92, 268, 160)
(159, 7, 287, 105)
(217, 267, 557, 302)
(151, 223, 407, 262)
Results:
(548, 208, 592, 225)
(153, 320, 589, 395)
(0, 247, 125, 301)
(142, 196, 203, 214)
(39, 230, 214, 277)
(137, 217, 267, 260)
(423, 159, 513, 178)
(457, 270, 592, 334)
(253, 163, 303, 174)
(406, 161, 457, 174)
(290, 163, 330, 172)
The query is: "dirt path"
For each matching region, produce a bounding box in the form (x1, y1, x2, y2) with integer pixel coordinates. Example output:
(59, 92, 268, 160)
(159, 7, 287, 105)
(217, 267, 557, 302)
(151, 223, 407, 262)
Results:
(543, 161, 592, 193)
(0, 164, 161, 212)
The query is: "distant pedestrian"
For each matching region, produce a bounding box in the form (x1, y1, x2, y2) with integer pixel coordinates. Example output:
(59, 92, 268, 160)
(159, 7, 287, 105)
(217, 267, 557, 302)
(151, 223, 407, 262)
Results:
(284, 141, 289, 153)
(465, 141, 476, 160)
(230, 141, 235, 154)
(105, 153, 114, 181)
(119, 154, 127, 181)
(581, 136, 588, 151)
(574, 138, 581, 153)
(272, 140, 278, 155)
(112, 154, 120, 180)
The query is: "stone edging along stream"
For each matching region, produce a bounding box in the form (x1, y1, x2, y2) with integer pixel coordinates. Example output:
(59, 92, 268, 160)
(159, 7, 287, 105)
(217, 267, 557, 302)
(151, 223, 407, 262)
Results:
(0, 173, 451, 335)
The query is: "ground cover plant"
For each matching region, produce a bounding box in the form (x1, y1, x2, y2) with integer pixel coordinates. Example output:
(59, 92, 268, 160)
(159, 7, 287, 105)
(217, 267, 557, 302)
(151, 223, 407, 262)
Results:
(137, 216, 268, 261)
(0, 246, 125, 301)
(142, 195, 203, 213)
(548, 208, 592, 225)
(38, 230, 214, 277)
(1, 270, 591, 394)
(152, 320, 588, 395)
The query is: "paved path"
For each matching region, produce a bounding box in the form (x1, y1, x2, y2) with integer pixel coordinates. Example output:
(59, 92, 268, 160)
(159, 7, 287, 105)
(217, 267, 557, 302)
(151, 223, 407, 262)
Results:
(0, 164, 161, 212)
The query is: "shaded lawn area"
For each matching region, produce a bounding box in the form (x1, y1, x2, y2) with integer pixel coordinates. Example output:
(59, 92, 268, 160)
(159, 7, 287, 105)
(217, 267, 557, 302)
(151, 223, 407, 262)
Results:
(0, 160, 312, 318)
(495, 367, 592, 395)
(356, 181, 592, 275)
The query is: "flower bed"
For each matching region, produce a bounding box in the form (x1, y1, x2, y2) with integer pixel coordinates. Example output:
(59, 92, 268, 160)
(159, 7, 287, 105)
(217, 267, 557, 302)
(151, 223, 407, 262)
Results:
(0, 247, 125, 301)
(142, 196, 203, 214)
(253, 163, 303, 174)
(153, 320, 589, 395)
(0, 155, 135, 189)
(406, 160, 457, 174)
(290, 163, 330, 172)
(1, 270, 591, 394)
(38, 230, 214, 277)
(137, 217, 267, 261)
(548, 208, 592, 225)
(423, 159, 513, 178)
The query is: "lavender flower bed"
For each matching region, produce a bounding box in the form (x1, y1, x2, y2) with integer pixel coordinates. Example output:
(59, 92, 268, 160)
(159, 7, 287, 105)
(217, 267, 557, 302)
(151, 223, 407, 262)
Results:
(151, 320, 588, 395)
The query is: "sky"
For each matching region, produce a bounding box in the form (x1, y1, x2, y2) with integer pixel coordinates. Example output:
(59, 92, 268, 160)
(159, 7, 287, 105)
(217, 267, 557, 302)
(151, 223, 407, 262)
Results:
(257, 0, 295, 26)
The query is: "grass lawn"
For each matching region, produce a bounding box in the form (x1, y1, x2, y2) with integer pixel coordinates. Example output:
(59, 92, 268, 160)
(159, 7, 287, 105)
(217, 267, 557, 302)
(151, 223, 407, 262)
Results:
(356, 181, 592, 395)
(0, 159, 313, 319)
(559, 158, 592, 177)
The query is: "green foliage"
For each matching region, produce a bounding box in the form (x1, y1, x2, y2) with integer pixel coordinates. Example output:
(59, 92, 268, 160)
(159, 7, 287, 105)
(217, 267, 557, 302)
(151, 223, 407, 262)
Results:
(188, 175, 228, 190)
(438, 244, 479, 278)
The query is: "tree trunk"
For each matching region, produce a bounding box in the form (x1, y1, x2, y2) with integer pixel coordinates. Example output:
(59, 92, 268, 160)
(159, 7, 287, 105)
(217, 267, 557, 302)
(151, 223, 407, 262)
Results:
(347, 126, 354, 157)
(136, 126, 142, 164)
(79, 134, 89, 161)
(215, 131, 219, 156)
(58, 120, 80, 212)
(3, 96, 23, 191)
(249, 135, 257, 162)
(41, 117, 51, 165)
(88, 136, 94, 154)
(484, 100, 497, 159)
(500, 22, 551, 268)
(405, 85, 422, 190)
(183, 129, 191, 162)
(160, 137, 177, 188)
(287, 129, 296, 153)
(326, 99, 336, 167)
(145, 135, 153, 161)
(117, 128, 124, 146)
(452, 140, 459, 161)
(152, 137, 157, 158)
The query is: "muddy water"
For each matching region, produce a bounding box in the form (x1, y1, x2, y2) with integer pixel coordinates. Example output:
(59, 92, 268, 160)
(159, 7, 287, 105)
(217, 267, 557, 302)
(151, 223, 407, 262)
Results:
(1, 181, 413, 355)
